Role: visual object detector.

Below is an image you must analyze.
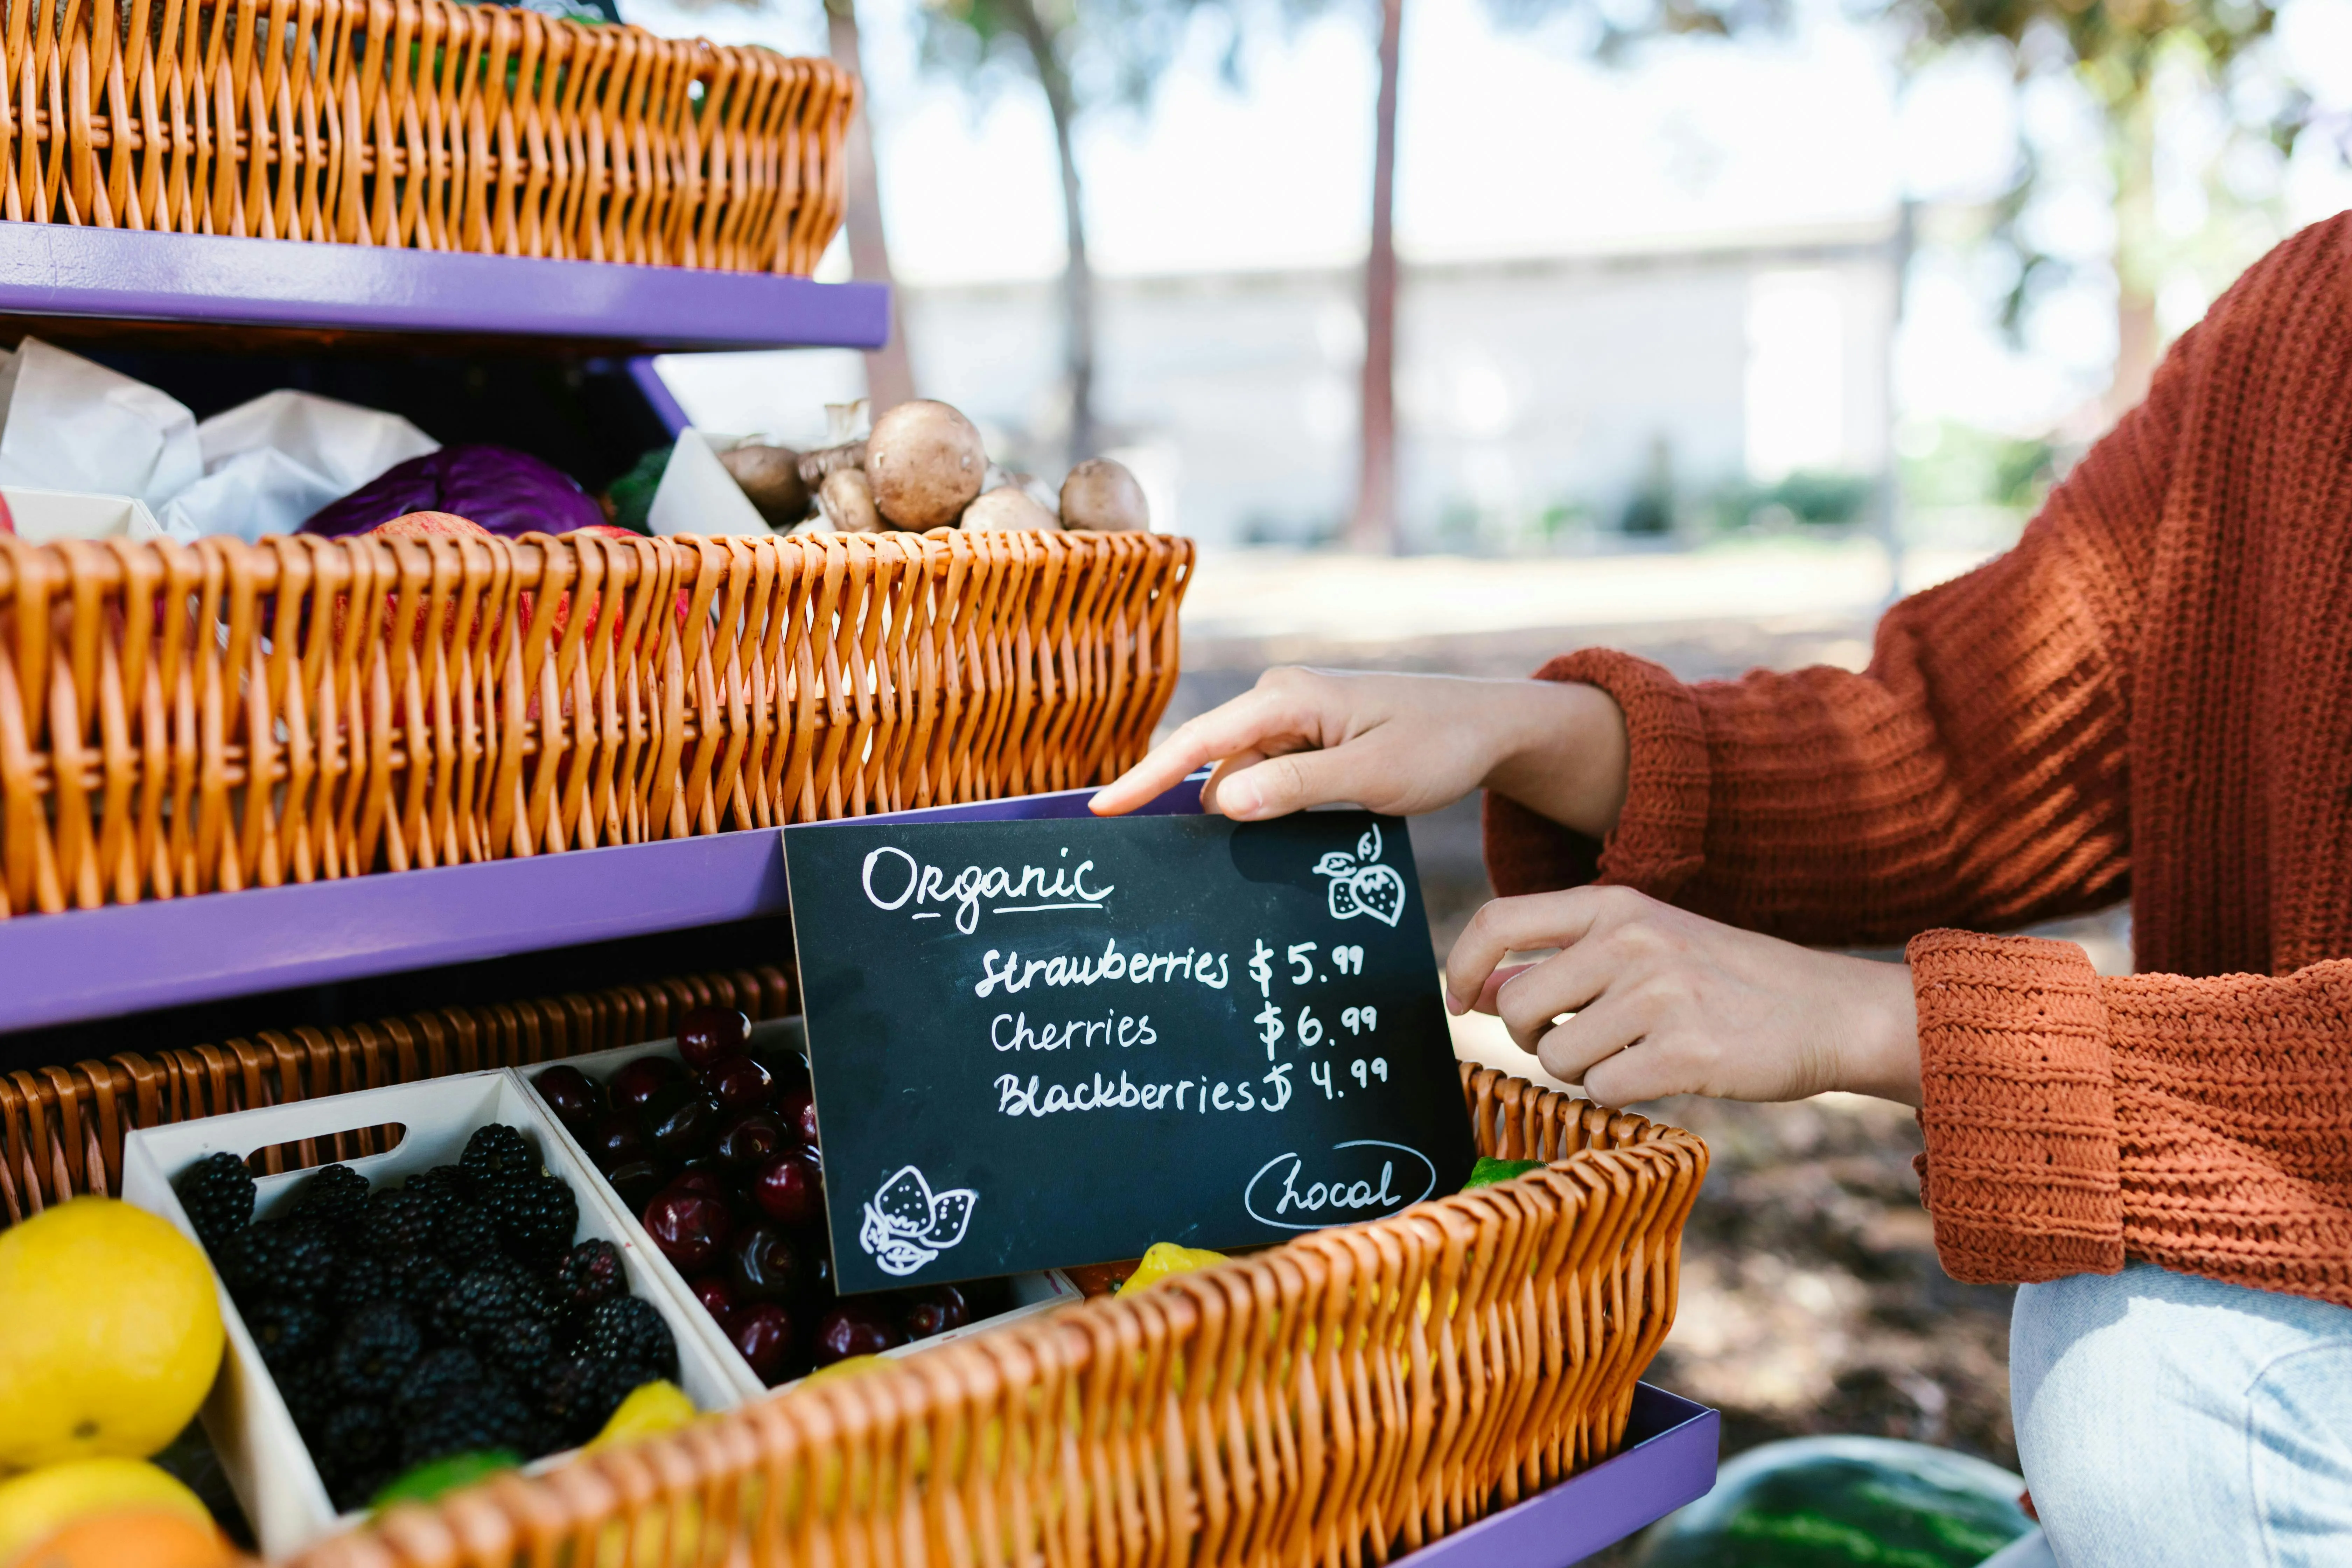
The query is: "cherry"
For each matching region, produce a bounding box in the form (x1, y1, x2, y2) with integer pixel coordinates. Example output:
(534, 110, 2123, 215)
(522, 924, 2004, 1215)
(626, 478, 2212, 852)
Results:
(758, 1050, 812, 1097)
(677, 1007, 752, 1070)
(664, 1169, 731, 1202)
(749, 1151, 824, 1229)
(533, 1065, 606, 1135)
(582, 1112, 649, 1174)
(642, 1189, 734, 1274)
(901, 1285, 970, 1341)
(699, 1056, 775, 1114)
(729, 1223, 805, 1302)
(690, 1273, 741, 1325)
(606, 1158, 669, 1213)
(714, 1110, 789, 1170)
(730, 1301, 796, 1384)
(813, 1304, 904, 1365)
(774, 1084, 820, 1149)
(611, 1056, 685, 1113)
(641, 1083, 723, 1159)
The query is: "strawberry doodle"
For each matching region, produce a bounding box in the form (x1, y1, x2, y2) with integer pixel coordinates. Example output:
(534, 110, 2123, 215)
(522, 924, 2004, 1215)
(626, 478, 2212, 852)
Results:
(859, 1165, 978, 1278)
(1312, 824, 1407, 928)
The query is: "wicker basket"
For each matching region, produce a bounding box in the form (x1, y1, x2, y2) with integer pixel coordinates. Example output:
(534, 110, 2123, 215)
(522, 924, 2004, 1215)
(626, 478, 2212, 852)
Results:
(0, 0, 853, 272)
(288, 1064, 1706, 1568)
(0, 960, 794, 1225)
(0, 528, 1192, 918)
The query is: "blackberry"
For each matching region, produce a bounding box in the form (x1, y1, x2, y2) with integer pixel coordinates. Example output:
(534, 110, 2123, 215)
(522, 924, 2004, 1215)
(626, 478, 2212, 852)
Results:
(405, 1163, 470, 1222)
(429, 1268, 533, 1349)
(174, 1152, 255, 1251)
(244, 1298, 328, 1371)
(399, 1347, 485, 1419)
(329, 1253, 398, 1317)
(483, 1317, 554, 1384)
(399, 1385, 534, 1470)
(217, 1219, 337, 1308)
(547, 1240, 626, 1314)
(570, 1297, 677, 1384)
(461, 1125, 538, 1190)
(327, 1301, 423, 1402)
(396, 1254, 457, 1320)
(483, 1172, 577, 1266)
(316, 1402, 395, 1502)
(540, 1354, 627, 1444)
(478, 1252, 553, 1323)
(277, 1357, 336, 1434)
(363, 1189, 434, 1261)
(294, 1163, 370, 1229)
(435, 1198, 502, 1265)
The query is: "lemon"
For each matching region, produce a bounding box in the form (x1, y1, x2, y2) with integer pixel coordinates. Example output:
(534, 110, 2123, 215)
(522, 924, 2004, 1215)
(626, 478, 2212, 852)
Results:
(1120, 1241, 1230, 1294)
(0, 1199, 225, 1471)
(0, 1459, 210, 1562)
(584, 1381, 696, 1450)
(798, 1354, 887, 1388)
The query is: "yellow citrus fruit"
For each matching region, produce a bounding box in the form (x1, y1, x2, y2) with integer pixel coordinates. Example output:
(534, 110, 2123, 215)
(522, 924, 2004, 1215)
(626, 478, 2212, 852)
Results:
(797, 1354, 887, 1388)
(1120, 1241, 1230, 1294)
(584, 1381, 696, 1451)
(0, 1460, 211, 1563)
(8, 1506, 237, 1568)
(0, 1199, 225, 1470)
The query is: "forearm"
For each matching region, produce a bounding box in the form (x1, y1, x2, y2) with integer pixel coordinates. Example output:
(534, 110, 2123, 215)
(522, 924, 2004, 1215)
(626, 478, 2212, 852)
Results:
(1477, 678, 1629, 841)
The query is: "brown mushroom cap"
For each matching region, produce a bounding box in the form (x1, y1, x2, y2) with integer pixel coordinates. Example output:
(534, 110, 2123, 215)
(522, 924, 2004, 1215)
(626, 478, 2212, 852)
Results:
(866, 400, 987, 530)
(797, 440, 868, 487)
(718, 444, 811, 529)
(818, 467, 884, 533)
(1059, 458, 1150, 532)
(960, 486, 1063, 533)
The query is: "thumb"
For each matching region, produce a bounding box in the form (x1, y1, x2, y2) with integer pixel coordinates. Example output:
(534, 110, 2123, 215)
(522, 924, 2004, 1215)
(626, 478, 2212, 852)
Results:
(1212, 747, 1358, 820)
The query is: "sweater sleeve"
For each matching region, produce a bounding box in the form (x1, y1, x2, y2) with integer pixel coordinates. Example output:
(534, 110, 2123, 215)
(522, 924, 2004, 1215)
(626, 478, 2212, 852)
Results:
(1910, 931, 2352, 1304)
(1484, 342, 2190, 947)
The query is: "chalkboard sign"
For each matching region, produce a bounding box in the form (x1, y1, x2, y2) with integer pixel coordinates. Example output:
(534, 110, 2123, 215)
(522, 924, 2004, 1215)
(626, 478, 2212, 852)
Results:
(783, 809, 1479, 1294)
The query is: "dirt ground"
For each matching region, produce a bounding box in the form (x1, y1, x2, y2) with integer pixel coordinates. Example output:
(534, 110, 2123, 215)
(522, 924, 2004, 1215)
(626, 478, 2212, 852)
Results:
(1171, 609, 2130, 1540)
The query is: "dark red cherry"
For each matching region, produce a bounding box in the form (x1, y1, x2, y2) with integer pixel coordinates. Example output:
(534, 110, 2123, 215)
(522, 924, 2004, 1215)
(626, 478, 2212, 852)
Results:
(900, 1285, 970, 1340)
(699, 1055, 775, 1114)
(641, 1083, 723, 1160)
(728, 1223, 804, 1303)
(714, 1110, 789, 1171)
(642, 1189, 734, 1274)
(606, 1158, 669, 1213)
(774, 1084, 820, 1149)
(664, 1169, 730, 1202)
(690, 1274, 741, 1325)
(749, 1151, 823, 1229)
(611, 1056, 685, 1113)
(730, 1301, 796, 1384)
(533, 1065, 606, 1135)
(583, 1112, 649, 1174)
(677, 1007, 752, 1070)
(813, 1304, 903, 1365)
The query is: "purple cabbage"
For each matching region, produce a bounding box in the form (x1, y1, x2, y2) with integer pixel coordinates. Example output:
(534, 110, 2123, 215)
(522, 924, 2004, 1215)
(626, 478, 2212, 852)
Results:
(302, 444, 603, 539)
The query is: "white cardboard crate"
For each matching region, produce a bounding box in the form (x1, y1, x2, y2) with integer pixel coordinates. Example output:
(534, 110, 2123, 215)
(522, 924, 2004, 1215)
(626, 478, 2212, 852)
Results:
(518, 1018, 1078, 1398)
(120, 1070, 741, 1559)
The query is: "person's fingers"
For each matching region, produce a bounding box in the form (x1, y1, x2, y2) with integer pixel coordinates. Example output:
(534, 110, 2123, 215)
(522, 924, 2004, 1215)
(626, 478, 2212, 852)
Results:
(1581, 1029, 1694, 1108)
(1196, 749, 1268, 816)
(1494, 944, 1614, 1052)
(1532, 989, 1650, 1087)
(1210, 743, 1368, 820)
(1470, 961, 1537, 1014)
(1443, 886, 1633, 1015)
(1089, 688, 1307, 815)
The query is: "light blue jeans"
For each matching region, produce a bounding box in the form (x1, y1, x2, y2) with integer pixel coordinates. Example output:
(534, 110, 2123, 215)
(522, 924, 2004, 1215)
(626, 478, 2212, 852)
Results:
(1993, 1261, 2352, 1566)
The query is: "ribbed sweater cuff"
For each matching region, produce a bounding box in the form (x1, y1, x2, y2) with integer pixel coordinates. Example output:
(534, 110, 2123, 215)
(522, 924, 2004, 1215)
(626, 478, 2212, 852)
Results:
(1910, 930, 2124, 1283)
(1482, 649, 1710, 899)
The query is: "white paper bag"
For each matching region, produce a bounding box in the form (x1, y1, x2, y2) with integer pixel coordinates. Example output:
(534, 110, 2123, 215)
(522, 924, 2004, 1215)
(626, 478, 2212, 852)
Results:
(648, 427, 769, 538)
(0, 337, 202, 509)
(155, 389, 439, 544)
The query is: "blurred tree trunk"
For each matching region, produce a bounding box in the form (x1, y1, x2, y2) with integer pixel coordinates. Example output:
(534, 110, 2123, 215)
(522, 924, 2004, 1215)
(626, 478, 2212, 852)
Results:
(1347, 0, 1402, 553)
(827, 0, 917, 414)
(1008, 0, 1098, 465)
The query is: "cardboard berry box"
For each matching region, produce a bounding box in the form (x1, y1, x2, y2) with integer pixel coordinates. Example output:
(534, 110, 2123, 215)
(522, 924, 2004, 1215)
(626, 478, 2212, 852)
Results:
(120, 1071, 740, 1559)
(518, 1018, 1078, 1399)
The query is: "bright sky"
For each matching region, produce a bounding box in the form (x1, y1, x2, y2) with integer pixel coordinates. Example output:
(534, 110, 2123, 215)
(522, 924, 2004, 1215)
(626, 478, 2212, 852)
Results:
(626, 0, 2352, 434)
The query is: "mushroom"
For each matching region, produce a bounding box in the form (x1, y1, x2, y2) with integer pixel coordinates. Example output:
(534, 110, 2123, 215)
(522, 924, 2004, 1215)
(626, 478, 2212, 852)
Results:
(1059, 458, 1150, 532)
(818, 468, 884, 533)
(866, 400, 987, 530)
(796, 440, 868, 488)
(960, 486, 1062, 533)
(718, 444, 812, 529)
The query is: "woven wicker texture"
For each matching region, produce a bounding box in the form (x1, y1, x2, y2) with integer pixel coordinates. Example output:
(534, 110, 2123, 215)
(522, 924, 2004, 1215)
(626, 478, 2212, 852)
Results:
(288, 1064, 1705, 1568)
(0, 960, 794, 1225)
(0, 528, 1191, 917)
(0, 0, 853, 272)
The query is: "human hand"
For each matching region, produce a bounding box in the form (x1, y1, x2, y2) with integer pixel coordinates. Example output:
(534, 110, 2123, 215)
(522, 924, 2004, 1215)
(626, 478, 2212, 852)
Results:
(1089, 666, 1630, 835)
(1444, 886, 1922, 1107)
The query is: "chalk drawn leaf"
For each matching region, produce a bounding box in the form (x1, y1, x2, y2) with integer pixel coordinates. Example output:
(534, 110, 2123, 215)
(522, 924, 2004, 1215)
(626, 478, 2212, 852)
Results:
(1313, 850, 1357, 878)
(875, 1236, 936, 1278)
(1357, 824, 1382, 865)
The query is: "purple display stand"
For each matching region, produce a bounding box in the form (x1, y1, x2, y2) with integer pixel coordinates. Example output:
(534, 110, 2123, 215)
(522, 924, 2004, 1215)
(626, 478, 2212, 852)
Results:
(1394, 1385, 1718, 1567)
(0, 222, 889, 351)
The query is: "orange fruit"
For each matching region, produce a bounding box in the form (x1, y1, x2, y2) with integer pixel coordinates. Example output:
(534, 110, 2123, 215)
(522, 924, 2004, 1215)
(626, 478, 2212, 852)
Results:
(6, 1509, 236, 1568)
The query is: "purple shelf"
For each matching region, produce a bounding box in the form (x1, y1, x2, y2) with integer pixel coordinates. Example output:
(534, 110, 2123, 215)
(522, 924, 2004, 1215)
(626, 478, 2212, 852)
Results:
(0, 831, 788, 1032)
(0, 222, 889, 352)
(1394, 1385, 1718, 1567)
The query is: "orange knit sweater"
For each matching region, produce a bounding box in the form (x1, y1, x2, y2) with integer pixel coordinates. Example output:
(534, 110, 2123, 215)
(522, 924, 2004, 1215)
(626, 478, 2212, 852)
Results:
(1485, 215, 2352, 1308)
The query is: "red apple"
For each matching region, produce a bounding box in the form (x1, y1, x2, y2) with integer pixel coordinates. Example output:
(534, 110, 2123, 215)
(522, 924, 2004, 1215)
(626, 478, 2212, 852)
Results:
(611, 1056, 685, 1113)
(749, 1151, 824, 1229)
(730, 1301, 796, 1384)
(642, 1189, 734, 1274)
(677, 1007, 752, 1070)
(700, 1055, 775, 1114)
(813, 1304, 904, 1365)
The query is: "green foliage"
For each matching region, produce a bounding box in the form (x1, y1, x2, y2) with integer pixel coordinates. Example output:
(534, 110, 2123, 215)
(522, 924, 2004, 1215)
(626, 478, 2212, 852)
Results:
(1899, 421, 2056, 510)
(1709, 469, 1876, 532)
